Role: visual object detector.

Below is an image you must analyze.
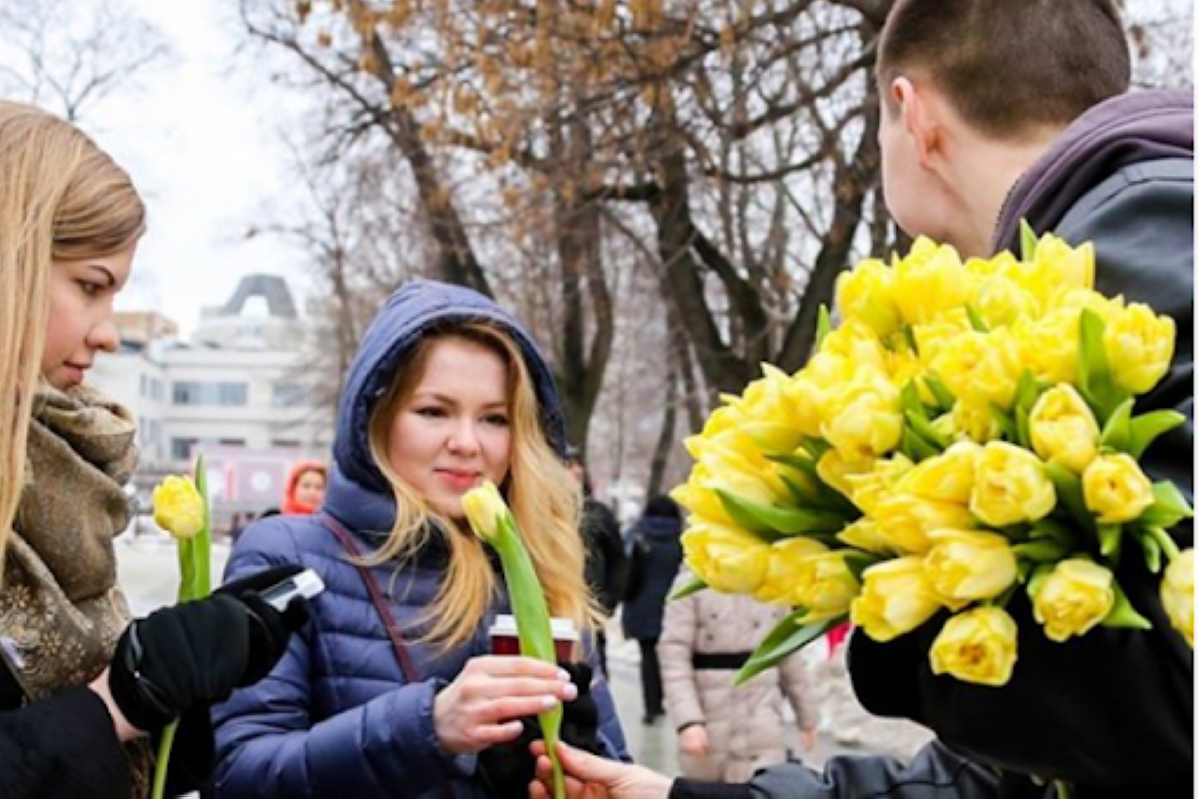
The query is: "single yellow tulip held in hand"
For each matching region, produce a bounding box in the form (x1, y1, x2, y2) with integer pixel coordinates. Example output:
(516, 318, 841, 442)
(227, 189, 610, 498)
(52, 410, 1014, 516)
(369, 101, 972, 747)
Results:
(463, 481, 566, 799)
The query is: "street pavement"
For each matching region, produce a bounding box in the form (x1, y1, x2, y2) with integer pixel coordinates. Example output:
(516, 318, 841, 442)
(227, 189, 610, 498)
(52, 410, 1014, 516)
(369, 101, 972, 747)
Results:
(116, 534, 905, 779)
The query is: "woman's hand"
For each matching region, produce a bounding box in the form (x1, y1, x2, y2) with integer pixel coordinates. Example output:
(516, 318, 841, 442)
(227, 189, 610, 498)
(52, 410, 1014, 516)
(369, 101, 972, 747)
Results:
(678, 723, 709, 757)
(529, 740, 673, 799)
(433, 655, 577, 755)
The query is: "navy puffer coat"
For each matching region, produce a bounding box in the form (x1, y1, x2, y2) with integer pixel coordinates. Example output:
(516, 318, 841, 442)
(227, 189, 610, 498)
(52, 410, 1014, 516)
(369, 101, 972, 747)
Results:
(211, 280, 629, 797)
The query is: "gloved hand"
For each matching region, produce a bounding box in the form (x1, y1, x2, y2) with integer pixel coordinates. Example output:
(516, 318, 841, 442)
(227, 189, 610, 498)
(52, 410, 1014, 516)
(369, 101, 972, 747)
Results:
(476, 662, 601, 799)
(109, 564, 312, 732)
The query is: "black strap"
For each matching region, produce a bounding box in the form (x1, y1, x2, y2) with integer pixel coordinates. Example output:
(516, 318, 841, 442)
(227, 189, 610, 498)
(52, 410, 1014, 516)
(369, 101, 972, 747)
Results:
(318, 513, 419, 682)
(691, 651, 753, 670)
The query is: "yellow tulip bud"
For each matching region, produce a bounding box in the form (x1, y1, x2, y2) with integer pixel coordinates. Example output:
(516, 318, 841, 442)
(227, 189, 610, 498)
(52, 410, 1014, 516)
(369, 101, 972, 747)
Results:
(1007, 234, 1094, 314)
(836, 258, 902, 338)
(929, 606, 1019, 687)
(871, 493, 975, 554)
(754, 537, 829, 605)
(1161, 549, 1194, 648)
(846, 453, 913, 516)
(462, 481, 508, 541)
(820, 371, 904, 462)
(837, 518, 895, 555)
(930, 329, 1022, 411)
(973, 274, 1035, 330)
(851, 556, 943, 642)
(153, 475, 205, 539)
(1082, 453, 1154, 524)
(1031, 558, 1114, 642)
(1028, 384, 1101, 473)
(925, 530, 1017, 606)
(1015, 308, 1080, 385)
(911, 309, 972, 367)
(793, 551, 861, 620)
(950, 401, 1003, 445)
(817, 448, 872, 501)
(896, 441, 982, 505)
(818, 320, 889, 374)
(1104, 302, 1175, 395)
(970, 442, 1056, 527)
(892, 238, 973, 326)
(682, 522, 771, 595)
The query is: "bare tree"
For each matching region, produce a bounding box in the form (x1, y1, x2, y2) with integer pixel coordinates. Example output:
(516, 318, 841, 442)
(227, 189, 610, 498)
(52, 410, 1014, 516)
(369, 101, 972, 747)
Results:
(0, 0, 171, 122)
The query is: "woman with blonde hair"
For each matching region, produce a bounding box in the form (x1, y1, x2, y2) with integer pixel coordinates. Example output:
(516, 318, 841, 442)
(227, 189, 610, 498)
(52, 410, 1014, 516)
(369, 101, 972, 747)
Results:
(0, 99, 308, 798)
(212, 279, 630, 797)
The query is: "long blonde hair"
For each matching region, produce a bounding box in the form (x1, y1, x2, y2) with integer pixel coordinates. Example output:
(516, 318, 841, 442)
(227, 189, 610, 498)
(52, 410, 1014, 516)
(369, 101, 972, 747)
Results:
(366, 321, 598, 648)
(0, 100, 145, 570)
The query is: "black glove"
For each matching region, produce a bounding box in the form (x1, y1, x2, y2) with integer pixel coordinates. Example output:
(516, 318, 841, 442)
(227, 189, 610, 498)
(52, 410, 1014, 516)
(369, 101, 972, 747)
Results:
(109, 565, 312, 732)
(476, 662, 601, 799)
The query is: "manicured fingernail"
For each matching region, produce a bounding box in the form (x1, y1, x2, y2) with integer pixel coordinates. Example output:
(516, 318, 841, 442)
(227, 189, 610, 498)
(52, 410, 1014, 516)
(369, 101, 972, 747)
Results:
(557, 668, 571, 682)
(562, 682, 578, 701)
(541, 695, 560, 709)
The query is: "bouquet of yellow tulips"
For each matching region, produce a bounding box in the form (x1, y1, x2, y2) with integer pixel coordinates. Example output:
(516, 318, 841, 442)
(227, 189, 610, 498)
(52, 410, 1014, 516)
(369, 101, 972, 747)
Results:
(673, 226, 1193, 688)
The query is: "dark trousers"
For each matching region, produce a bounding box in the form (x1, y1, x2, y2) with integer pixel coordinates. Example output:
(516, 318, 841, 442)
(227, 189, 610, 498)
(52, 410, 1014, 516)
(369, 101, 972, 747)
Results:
(638, 638, 663, 717)
(595, 631, 609, 677)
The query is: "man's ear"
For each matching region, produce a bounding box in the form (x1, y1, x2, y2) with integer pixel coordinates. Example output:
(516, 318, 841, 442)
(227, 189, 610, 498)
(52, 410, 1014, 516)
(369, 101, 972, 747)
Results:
(891, 76, 940, 170)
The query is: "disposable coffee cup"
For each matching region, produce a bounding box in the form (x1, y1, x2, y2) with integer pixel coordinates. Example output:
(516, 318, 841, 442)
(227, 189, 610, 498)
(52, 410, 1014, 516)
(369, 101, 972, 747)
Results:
(489, 613, 578, 661)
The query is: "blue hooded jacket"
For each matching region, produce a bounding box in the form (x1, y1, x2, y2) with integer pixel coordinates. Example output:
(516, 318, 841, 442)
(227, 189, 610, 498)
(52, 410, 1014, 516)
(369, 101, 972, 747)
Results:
(211, 280, 629, 797)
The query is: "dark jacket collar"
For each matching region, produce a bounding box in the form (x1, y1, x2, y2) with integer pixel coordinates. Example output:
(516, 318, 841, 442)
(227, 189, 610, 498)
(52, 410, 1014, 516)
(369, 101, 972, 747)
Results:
(992, 89, 1193, 253)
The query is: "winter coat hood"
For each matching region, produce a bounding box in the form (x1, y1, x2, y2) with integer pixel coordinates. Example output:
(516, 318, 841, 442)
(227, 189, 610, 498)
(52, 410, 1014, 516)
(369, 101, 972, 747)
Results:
(992, 89, 1193, 253)
(332, 279, 566, 495)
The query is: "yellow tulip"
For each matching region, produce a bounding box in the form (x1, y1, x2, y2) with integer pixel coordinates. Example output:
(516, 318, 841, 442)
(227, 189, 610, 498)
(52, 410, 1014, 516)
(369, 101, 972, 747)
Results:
(930, 329, 1022, 411)
(949, 401, 1003, 445)
(836, 257, 902, 338)
(924, 530, 1017, 607)
(1161, 549, 1194, 648)
(837, 518, 895, 555)
(462, 480, 507, 541)
(1082, 453, 1154, 524)
(892, 238, 974, 326)
(1007, 234, 1094, 315)
(845, 453, 913, 516)
(153, 475, 205, 539)
(793, 551, 861, 620)
(911, 309, 972, 366)
(929, 606, 1019, 687)
(1014, 308, 1080, 385)
(896, 441, 982, 505)
(682, 522, 771, 595)
(1028, 384, 1101, 473)
(972, 274, 1035, 330)
(817, 448, 873, 501)
(1030, 558, 1114, 642)
(818, 320, 889, 374)
(1104, 302, 1175, 395)
(754, 537, 829, 605)
(820, 372, 904, 463)
(851, 556, 943, 642)
(970, 442, 1056, 527)
(871, 493, 975, 554)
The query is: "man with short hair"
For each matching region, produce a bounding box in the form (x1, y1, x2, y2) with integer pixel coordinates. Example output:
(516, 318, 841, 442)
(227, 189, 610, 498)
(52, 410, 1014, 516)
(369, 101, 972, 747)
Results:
(530, 1, 1193, 796)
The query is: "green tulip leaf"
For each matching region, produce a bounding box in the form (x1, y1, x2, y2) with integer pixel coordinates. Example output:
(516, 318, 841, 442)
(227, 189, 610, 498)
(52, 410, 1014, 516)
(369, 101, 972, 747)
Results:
(1138, 482, 1195, 530)
(816, 304, 833, 350)
(1044, 462, 1094, 533)
(1077, 309, 1130, 422)
(1099, 398, 1135, 452)
(1097, 523, 1122, 559)
(966, 304, 990, 333)
(923, 373, 957, 413)
(1100, 580, 1152, 630)
(715, 488, 846, 537)
(1130, 527, 1162, 573)
(1019, 219, 1038, 261)
(734, 612, 841, 686)
(1128, 410, 1186, 459)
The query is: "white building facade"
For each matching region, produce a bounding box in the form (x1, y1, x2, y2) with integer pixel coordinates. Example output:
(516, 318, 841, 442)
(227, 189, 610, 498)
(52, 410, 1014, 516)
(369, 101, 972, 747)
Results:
(90, 275, 335, 522)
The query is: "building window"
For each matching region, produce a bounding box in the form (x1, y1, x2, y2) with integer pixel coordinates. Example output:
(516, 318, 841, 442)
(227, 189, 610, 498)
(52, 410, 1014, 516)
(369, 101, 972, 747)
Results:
(171, 438, 199, 461)
(271, 382, 309, 408)
(271, 439, 301, 448)
(173, 381, 249, 406)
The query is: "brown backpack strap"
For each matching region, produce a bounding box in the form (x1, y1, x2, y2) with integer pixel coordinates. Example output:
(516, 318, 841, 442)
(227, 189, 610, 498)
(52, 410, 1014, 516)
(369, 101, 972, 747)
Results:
(318, 513, 420, 682)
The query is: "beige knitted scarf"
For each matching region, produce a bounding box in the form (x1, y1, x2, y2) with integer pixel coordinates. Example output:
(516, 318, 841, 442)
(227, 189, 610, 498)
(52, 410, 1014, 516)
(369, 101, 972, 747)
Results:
(0, 384, 152, 795)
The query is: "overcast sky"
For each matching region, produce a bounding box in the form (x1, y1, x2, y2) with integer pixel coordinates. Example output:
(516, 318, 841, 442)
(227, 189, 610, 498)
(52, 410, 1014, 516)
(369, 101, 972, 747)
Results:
(86, 0, 310, 337)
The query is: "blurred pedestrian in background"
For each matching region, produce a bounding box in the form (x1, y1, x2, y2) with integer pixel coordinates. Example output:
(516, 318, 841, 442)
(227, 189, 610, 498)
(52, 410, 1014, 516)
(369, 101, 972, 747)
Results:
(620, 494, 683, 724)
(280, 460, 327, 516)
(659, 570, 820, 782)
(564, 445, 626, 675)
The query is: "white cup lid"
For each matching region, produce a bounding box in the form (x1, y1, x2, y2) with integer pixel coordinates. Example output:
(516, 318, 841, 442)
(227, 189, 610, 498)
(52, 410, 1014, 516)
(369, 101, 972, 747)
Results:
(488, 613, 578, 641)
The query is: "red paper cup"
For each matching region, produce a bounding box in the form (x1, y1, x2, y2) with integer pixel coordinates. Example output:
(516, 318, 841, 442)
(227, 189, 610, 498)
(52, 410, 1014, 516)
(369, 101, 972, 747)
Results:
(489, 614, 578, 661)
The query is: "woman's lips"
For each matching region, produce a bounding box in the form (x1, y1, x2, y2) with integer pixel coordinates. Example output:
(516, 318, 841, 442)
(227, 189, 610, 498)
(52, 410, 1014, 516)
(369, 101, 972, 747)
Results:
(437, 470, 480, 490)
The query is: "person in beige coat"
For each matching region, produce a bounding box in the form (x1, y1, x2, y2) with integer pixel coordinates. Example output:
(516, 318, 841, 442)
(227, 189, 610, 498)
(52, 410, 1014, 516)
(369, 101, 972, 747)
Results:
(659, 569, 819, 782)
